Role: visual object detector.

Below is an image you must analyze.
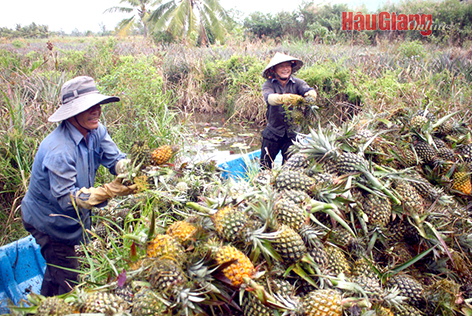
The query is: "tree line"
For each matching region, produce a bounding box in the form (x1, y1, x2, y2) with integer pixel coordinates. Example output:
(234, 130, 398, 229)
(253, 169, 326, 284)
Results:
(1, 0, 471, 46)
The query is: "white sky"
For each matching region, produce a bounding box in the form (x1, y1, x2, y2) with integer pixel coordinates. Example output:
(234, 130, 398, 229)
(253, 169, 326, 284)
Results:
(0, 0, 382, 34)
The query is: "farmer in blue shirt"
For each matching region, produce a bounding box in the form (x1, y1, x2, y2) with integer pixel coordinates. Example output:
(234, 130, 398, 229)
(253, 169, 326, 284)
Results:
(21, 76, 136, 296)
(260, 52, 317, 169)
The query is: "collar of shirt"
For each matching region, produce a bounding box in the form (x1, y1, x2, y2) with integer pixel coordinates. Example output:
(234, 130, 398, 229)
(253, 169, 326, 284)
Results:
(270, 76, 295, 85)
(63, 120, 86, 145)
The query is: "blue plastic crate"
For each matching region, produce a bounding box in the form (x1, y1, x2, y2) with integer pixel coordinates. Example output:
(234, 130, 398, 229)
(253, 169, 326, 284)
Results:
(0, 235, 45, 313)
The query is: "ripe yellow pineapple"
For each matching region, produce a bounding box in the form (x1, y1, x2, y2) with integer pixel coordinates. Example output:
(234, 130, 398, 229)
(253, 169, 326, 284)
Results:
(166, 220, 198, 246)
(150, 145, 179, 165)
(210, 243, 255, 287)
(301, 289, 343, 316)
(146, 234, 186, 262)
(452, 164, 471, 195)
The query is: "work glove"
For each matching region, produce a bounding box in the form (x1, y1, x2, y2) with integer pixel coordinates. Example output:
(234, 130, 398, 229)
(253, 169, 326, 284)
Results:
(304, 89, 317, 99)
(267, 93, 304, 106)
(115, 159, 131, 175)
(75, 177, 138, 210)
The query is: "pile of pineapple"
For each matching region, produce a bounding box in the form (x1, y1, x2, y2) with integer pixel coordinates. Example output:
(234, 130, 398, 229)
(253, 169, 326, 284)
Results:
(11, 106, 472, 316)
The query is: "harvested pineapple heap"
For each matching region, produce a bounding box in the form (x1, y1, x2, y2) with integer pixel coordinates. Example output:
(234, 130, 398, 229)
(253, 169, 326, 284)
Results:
(12, 106, 472, 316)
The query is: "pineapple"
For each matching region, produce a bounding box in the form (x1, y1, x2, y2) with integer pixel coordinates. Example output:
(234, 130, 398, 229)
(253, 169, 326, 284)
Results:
(132, 288, 168, 315)
(211, 243, 255, 287)
(129, 140, 151, 166)
(374, 305, 395, 316)
(273, 198, 307, 231)
(35, 296, 77, 316)
(437, 147, 456, 161)
(275, 168, 314, 192)
(283, 151, 311, 170)
(271, 224, 307, 264)
(325, 244, 351, 276)
(394, 180, 424, 215)
(394, 303, 424, 315)
(460, 143, 472, 163)
(166, 220, 198, 246)
(278, 189, 310, 205)
(335, 151, 368, 175)
(410, 115, 429, 131)
(150, 145, 179, 166)
(413, 140, 439, 165)
(242, 290, 276, 316)
(211, 204, 249, 242)
(301, 289, 343, 316)
(144, 258, 186, 293)
(80, 291, 129, 314)
(452, 164, 472, 195)
(434, 120, 453, 137)
(293, 126, 400, 204)
(307, 239, 328, 267)
(146, 234, 186, 262)
(387, 274, 425, 308)
(361, 192, 392, 228)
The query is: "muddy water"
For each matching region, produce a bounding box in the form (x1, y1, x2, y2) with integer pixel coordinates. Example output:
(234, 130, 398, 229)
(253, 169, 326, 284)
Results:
(181, 112, 263, 164)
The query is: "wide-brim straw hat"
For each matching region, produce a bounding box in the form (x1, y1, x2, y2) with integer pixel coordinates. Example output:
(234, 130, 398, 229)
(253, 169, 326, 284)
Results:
(262, 52, 304, 79)
(48, 76, 120, 122)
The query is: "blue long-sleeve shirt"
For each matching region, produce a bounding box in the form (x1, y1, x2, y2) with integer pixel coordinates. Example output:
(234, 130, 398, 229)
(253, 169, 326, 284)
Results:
(21, 121, 126, 245)
(262, 76, 314, 140)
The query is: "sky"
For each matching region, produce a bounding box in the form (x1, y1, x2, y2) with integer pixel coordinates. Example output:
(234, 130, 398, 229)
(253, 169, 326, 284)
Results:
(0, 0, 386, 34)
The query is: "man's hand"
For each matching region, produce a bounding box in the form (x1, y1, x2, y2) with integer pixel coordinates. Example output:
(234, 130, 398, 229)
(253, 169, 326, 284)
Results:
(304, 90, 317, 99)
(115, 159, 131, 175)
(75, 178, 138, 210)
(268, 93, 304, 106)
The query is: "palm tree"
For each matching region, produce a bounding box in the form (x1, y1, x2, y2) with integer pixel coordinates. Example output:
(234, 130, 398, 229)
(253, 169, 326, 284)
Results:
(104, 0, 161, 37)
(148, 0, 232, 45)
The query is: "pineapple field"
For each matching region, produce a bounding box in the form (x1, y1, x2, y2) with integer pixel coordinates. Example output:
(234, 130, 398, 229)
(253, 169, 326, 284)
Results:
(1, 35, 472, 315)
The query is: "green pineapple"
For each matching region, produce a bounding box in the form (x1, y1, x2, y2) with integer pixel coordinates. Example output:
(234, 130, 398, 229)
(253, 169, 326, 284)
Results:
(35, 296, 77, 316)
(129, 140, 151, 166)
(283, 151, 311, 170)
(278, 189, 310, 205)
(292, 126, 400, 204)
(325, 244, 351, 276)
(80, 291, 129, 314)
(394, 180, 424, 215)
(361, 192, 392, 228)
(242, 290, 275, 316)
(271, 224, 307, 264)
(413, 140, 439, 165)
(144, 258, 186, 293)
(275, 168, 314, 192)
(273, 198, 307, 231)
(211, 204, 249, 242)
(387, 274, 425, 308)
(132, 288, 168, 316)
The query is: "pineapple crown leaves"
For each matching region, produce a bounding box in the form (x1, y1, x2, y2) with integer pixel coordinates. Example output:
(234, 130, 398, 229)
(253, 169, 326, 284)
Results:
(294, 124, 341, 163)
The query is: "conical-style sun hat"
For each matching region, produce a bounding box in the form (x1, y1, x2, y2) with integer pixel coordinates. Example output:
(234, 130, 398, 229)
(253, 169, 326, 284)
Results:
(48, 76, 120, 122)
(262, 52, 304, 79)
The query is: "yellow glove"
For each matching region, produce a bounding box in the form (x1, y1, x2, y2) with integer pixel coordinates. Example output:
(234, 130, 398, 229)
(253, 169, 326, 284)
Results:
(267, 93, 304, 106)
(304, 89, 317, 99)
(75, 177, 138, 210)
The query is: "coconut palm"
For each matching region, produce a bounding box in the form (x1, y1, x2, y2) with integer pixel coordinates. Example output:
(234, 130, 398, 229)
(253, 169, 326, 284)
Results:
(104, 0, 161, 37)
(148, 0, 232, 45)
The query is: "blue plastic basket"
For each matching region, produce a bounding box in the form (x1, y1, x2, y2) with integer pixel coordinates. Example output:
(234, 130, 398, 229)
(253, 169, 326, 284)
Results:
(0, 235, 45, 313)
